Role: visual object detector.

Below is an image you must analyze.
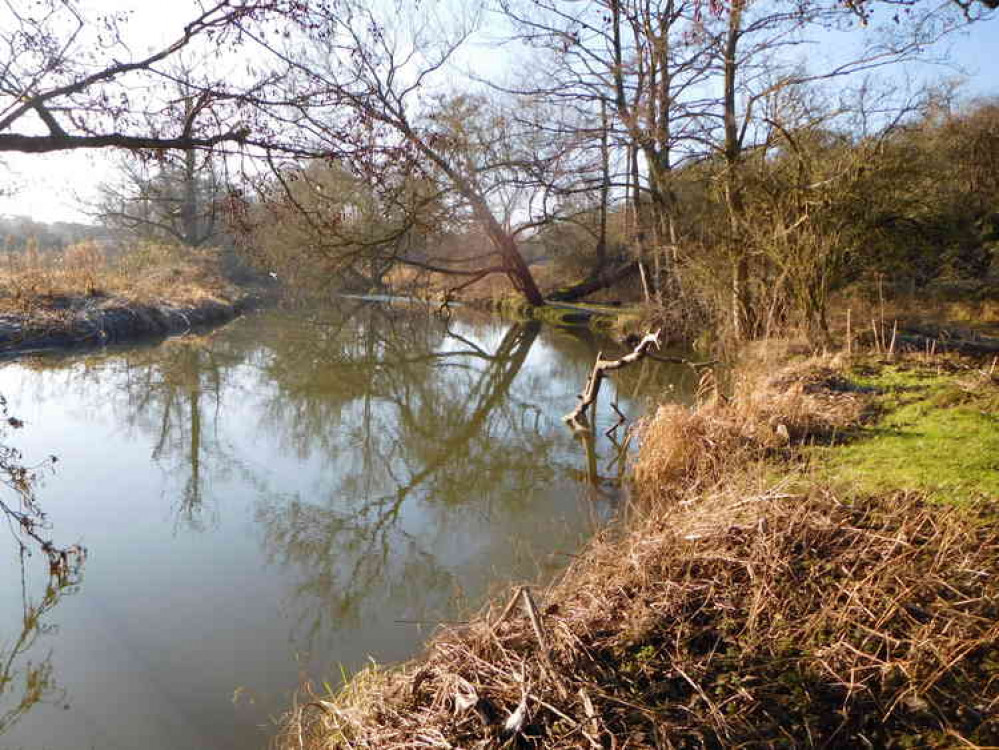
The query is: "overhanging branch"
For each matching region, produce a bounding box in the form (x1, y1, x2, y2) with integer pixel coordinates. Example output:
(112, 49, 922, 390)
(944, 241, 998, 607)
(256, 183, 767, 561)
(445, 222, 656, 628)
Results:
(0, 129, 249, 154)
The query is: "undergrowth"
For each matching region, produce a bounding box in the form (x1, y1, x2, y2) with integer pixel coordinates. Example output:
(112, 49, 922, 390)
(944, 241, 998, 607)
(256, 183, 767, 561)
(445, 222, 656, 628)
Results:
(0, 241, 238, 315)
(278, 351, 999, 749)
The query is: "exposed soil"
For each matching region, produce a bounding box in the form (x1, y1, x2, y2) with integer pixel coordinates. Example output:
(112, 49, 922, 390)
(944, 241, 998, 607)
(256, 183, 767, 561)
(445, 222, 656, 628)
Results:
(0, 292, 259, 357)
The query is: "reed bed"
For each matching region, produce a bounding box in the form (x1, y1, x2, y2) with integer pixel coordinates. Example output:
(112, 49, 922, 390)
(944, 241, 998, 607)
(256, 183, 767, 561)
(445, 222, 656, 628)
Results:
(279, 356, 999, 749)
(0, 241, 237, 315)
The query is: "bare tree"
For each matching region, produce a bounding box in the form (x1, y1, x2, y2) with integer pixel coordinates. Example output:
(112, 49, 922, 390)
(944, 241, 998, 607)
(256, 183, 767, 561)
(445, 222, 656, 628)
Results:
(244, 1, 549, 305)
(95, 151, 226, 248)
(0, 0, 272, 155)
(241, 159, 442, 293)
(499, 0, 720, 300)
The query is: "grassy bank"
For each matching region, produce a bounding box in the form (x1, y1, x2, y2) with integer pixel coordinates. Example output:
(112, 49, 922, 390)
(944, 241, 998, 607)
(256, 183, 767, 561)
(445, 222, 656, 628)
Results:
(0, 242, 255, 356)
(279, 347, 999, 749)
(490, 296, 644, 334)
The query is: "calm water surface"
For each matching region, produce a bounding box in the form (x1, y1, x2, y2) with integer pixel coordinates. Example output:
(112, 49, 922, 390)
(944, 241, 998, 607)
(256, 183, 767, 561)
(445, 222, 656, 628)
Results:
(0, 301, 697, 750)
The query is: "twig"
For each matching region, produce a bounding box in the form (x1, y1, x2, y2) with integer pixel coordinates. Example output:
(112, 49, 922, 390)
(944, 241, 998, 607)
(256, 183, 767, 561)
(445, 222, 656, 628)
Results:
(604, 399, 627, 438)
(578, 688, 602, 747)
(647, 353, 718, 368)
(521, 587, 549, 658)
(846, 308, 852, 356)
(492, 586, 526, 633)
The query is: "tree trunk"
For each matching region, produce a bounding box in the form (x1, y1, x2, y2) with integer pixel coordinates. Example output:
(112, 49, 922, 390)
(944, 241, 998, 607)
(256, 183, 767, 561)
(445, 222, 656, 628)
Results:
(410, 132, 545, 307)
(182, 147, 199, 247)
(596, 98, 610, 272)
(723, 0, 756, 339)
(548, 261, 639, 302)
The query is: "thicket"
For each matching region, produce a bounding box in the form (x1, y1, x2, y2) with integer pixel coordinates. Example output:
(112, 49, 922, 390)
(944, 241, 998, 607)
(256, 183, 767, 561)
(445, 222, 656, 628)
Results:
(239, 94, 999, 346)
(203, 0, 995, 338)
(655, 97, 999, 342)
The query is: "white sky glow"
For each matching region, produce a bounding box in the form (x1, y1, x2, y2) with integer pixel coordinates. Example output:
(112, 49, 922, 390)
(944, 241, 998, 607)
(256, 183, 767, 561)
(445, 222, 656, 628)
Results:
(0, 0, 996, 225)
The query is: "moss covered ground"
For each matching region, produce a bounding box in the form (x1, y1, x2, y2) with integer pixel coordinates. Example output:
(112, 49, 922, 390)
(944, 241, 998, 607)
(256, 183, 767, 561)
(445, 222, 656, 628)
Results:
(813, 360, 999, 504)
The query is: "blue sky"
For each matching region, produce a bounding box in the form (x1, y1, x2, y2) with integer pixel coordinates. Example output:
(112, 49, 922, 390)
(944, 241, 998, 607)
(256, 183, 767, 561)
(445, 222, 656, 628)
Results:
(0, 1, 996, 225)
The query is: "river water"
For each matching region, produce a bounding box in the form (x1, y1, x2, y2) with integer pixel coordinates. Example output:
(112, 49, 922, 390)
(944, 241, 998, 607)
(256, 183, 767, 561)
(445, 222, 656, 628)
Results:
(0, 300, 697, 750)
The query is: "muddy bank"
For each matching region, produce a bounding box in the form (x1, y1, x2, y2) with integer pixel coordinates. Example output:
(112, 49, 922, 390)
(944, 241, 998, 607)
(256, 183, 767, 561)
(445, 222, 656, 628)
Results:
(0, 292, 261, 357)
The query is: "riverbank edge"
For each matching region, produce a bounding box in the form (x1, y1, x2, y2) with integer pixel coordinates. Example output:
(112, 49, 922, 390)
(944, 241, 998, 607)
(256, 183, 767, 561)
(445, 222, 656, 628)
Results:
(465, 292, 999, 355)
(452, 296, 633, 330)
(278, 348, 999, 748)
(0, 289, 269, 359)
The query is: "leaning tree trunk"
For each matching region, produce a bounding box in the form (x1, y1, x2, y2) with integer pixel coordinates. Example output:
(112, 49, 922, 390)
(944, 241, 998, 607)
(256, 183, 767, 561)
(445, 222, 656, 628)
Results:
(411, 131, 546, 307)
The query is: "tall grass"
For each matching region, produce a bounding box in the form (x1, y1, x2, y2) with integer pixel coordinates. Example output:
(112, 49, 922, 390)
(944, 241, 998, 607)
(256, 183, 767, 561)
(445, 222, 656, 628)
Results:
(0, 240, 234, 314)
(634, 354, 865, 499)
(276, 352, 999, 749)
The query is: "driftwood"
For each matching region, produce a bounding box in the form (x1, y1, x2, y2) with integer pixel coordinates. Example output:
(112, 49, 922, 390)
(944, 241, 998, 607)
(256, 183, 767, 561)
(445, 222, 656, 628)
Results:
(564, 330, 662, 432)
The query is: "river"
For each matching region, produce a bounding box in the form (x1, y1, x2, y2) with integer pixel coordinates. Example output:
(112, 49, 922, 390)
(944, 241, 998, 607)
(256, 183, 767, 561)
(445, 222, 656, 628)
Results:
(0, 300, 697, 750)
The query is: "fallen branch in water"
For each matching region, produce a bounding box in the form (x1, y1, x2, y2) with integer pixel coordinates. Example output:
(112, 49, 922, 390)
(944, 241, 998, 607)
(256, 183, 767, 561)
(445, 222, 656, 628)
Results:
(564, 330, 661, 432)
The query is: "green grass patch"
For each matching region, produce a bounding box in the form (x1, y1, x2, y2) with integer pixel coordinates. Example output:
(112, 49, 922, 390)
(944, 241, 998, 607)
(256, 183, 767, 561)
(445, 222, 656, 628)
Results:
(814, 363, 999, 504)
(492, 298, 640, 330)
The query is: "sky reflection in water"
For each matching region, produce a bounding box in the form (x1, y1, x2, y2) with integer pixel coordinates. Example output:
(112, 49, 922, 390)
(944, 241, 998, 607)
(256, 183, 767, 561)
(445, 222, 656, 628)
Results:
(0, 302, 697, 750)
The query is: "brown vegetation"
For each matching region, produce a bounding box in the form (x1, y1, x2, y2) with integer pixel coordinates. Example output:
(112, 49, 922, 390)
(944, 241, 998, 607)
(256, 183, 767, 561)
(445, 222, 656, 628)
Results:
(0, 241, 249, 354)
(284, 491, 998, 749)
(634, 356, 868, 498)
(278, 355, 999, 749)
(0, 241, 238, 308)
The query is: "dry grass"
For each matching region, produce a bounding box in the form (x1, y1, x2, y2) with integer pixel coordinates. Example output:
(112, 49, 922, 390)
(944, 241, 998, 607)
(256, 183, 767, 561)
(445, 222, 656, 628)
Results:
(0, 241, 238, 317)
(0, 241, 246, 353)
(281, 485, 999, 749)
(277, 356, 999, 749)
(633, 355, 868, 500)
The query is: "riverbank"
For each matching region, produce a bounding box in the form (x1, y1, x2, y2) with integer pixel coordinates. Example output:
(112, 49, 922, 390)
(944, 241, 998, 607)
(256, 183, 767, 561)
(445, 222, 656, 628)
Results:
(0, 244, 263, 357)
(279, 347, 999, 748)
(0, 293, 258, 357)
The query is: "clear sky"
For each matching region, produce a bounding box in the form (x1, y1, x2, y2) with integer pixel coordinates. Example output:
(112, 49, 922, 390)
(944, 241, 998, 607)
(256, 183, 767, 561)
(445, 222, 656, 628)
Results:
(0, 1, 996, 225)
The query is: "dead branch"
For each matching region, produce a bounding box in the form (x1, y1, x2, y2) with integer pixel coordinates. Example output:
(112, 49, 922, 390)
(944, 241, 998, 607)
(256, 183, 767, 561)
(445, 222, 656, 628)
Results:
(564, 330, 661, 432)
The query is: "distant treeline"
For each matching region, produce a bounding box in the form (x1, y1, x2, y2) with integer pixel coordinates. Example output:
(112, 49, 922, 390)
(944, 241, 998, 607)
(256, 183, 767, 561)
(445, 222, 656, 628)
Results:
(0, 216, 110, 253)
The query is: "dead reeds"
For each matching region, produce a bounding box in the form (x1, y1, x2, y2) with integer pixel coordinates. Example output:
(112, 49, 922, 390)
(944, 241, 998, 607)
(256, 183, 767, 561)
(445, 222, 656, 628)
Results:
(278, 357, 999, 749)
(633, 355, 867, 500)
(0, 241, 247, 354)
(0, 241, 236, 315)
(281, 485, 999, 749)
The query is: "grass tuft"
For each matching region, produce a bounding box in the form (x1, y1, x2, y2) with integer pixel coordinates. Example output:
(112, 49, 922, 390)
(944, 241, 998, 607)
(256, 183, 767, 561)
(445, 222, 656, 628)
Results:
(634, 355, 866, 499)
(277, 351, 999, 749)
(278, 483, 999, 749)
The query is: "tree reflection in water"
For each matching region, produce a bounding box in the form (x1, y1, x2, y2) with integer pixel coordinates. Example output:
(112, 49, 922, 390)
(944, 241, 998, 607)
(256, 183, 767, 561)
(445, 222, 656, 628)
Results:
(0, 555, 82, 740)
(5, 302, 696, 665)
(254, 311, 549, 642)
(0, 302, 703, 749)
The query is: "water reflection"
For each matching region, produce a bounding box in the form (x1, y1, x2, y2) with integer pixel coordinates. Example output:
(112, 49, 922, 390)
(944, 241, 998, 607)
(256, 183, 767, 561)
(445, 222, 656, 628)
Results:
(254, 316, 547, 640)
(1, 556, 82, 739)
(0, 301, 698, 750)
